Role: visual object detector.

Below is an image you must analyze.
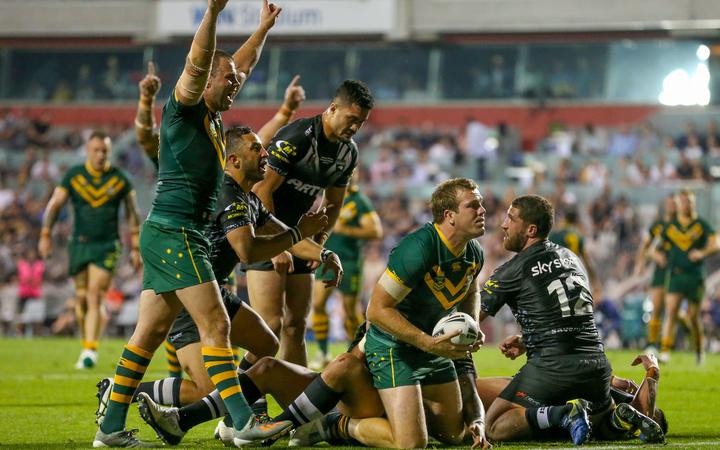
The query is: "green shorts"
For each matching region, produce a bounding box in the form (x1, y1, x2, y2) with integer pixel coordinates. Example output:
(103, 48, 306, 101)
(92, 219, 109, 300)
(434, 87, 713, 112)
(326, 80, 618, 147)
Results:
(140, 220, 215, 294)
(650, 267, 667, 288)
(666, 272, 704, 303)
(365, 325, 457, 389)
(316, 258, 362, 295)
(68, 240, 121, 276)
(499, 353, 613, 413)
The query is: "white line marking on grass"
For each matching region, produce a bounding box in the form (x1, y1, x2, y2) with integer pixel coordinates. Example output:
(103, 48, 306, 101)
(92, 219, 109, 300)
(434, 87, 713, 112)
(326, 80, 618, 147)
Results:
(0, 371, 167, 381)
(552, 440, 720, 449)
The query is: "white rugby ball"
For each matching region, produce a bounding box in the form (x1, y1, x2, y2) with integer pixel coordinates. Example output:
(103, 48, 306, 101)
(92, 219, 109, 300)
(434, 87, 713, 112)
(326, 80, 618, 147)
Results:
(432, 312, 479, 345)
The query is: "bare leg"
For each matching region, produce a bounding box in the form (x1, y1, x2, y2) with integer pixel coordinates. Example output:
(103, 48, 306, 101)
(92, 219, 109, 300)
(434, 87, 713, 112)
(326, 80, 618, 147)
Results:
(247, 270, 286, 339)
(281, 274, 313, 365)
(423, 381, 465, 445)
(485, 397, 533, 441)
(230, 302, 279, 364)
(660, 293, 682, 356)
(85, 264, 112, 344)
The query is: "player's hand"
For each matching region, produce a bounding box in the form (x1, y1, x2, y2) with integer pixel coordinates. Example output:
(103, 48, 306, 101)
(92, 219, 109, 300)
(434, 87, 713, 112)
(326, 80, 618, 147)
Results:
(423, 330, 475, 360)
(632, 263, 644, 277)
(259, 0, 282, 30)
(130, 248, 142, 271)
(469, 421, 492, 450)
(296, 207, 329, 241)
(139, 61, 161, 98)
(689, 249, 704, 262)
(319, 252, 343, 287)
(208, 0, 229, 15)
(38, 235, 53, 259)
(610, 375, 639, 394)
(631, 353, 660, 380)
(271, 250, 294, 273)
(305, 259, 321, 270)
(652, 252, 667, 268)
(283, 75, 306, 113)
(499, 334, 525, 360)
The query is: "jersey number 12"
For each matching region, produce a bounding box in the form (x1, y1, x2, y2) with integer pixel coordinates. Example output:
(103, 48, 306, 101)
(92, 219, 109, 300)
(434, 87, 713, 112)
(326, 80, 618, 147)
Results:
(547, 275, 593, 318)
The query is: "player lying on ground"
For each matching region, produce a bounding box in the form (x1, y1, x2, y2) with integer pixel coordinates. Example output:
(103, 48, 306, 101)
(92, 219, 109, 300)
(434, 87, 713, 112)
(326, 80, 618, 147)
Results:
(135, 325, 490, 449)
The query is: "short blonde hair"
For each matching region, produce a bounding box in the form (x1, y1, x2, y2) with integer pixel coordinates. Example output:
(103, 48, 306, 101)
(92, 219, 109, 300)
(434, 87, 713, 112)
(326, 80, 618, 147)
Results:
(431, 178, 479, 223)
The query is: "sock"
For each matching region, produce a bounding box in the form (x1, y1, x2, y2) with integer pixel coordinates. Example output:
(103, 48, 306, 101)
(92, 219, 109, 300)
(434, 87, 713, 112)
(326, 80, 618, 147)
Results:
(525, 405, 571, 432)
(178, 390, 224, 432)
(647, 319, 661, 347)
(312, 311, 330, 355)
(133, 377, 183, 407)
(232, 347, 241, 367)
(324, 411, 352, 445)
(163, 340, 182, 377)
(238, 356, 253, 372)
(101, 344, 153, 433)
(344, 316, 360, 343)
(83, 339, 98, 351)
(202, 346, 252, 430)
(274, 376, 342, 427)
(660, 336, 674, 353)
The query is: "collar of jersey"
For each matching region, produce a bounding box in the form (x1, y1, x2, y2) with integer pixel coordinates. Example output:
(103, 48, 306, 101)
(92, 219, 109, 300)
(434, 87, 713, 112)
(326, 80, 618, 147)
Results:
(84, 160, 110, 177)
(433, 223, 465, 257)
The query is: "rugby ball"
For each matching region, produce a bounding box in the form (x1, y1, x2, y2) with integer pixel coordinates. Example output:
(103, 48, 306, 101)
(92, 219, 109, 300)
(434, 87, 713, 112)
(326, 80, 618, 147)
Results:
(432, 312, 479, 345)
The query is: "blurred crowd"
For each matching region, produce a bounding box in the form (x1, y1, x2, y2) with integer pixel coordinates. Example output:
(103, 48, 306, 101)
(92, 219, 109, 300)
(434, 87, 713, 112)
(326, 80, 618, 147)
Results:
(1, 107, 720, 352)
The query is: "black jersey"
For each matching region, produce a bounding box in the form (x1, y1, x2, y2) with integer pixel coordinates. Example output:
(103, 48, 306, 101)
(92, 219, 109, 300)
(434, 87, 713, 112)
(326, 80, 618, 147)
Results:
(266, 114, 357, 225)
(481, 240, 603, 359)
(206, 176, 273, 284)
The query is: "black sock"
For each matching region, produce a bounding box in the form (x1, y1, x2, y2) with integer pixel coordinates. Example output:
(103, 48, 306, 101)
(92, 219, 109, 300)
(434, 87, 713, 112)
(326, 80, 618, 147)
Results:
(325, 411, 352, 444)
(526, 404, 571, 432)
(274, 376, 342, 427)
(251, 398, 268, 416)
(133, 377, 182, 406)
(237, 372, 262, 406)
(178, 390, 225, 432)
(238, 356, 253, 371)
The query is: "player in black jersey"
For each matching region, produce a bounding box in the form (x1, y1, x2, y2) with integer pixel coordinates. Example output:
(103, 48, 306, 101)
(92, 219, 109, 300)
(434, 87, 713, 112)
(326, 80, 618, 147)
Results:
(249, 80, 375, 366)
(478, 195, 663, 445)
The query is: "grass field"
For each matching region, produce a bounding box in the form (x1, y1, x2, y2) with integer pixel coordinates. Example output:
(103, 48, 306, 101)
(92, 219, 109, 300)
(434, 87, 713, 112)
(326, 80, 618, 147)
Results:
(0, 338, 718, 449)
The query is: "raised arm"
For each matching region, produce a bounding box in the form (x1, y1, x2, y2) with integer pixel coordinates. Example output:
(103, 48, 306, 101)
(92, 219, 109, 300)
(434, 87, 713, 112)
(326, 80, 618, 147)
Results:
(175, 0, 228, 105)
(257, 75, 305, 147)
(124, 190, 142, 270)
(135, 61, 161, 160)
(38, 187, 70, 259)
(232, 0, 281, 78)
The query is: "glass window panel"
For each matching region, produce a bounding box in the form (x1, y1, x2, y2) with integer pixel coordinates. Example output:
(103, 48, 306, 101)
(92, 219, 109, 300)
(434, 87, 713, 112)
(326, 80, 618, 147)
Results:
(525, 43, 608, 100)
(441, 45, 518, 99)
(275, 46, 346, 101)
(356, 45, 430, 101)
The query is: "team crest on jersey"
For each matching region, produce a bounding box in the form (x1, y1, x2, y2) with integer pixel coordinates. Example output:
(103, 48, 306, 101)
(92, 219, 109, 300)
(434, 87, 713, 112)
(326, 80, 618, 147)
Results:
(432, 275, 446, 291)
(451, 262, 463, 272)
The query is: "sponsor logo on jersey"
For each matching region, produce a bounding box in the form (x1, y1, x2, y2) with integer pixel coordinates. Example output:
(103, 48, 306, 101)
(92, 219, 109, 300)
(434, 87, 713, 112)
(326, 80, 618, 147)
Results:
(286, 178, 323, 196)
(530, 257, 577, 277)
(272, 140, 297, 163)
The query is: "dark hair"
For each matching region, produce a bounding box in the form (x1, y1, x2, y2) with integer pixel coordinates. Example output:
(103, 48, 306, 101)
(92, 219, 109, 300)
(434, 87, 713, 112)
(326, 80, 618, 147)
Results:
(88, 130, 110, 142)
(431, 178, 479, 224)
(225, 126, 254, 154)
(511, 195, 554, 238)
(564, 208, 579, 225)
(654, 408, 668, 435)
(210, 50, 234, 76)
(334, 80, 375, 110)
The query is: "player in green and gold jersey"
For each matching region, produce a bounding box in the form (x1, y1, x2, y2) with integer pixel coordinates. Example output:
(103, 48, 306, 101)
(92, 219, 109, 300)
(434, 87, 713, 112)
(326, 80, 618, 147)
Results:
(358, 178, 486, 448)
(310, 175, 382, 369)
(654, 189, 718, 364)
(39, 131, 141, 370)
(549, 208, 597, 291)
(633, 194, 676, 352)
(94, 0, 294, 447)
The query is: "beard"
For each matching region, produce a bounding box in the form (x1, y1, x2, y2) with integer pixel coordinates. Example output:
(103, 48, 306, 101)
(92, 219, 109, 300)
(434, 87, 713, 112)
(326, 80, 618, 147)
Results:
(503, 233, 526, 252)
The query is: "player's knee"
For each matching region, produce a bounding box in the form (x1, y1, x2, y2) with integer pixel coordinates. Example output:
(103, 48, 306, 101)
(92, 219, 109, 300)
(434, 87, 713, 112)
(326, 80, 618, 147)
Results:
(282, 317, 308, 340)
(199, 314, 231, 342)
(324, 353, 363, 382)
(393, 433, 427, 449)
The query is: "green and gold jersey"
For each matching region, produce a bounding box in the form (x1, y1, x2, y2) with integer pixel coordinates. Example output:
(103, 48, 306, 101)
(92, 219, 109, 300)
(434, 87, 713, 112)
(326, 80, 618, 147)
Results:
(59, 162, 132, 243)
(549, 226, 584, 256)
(648, 218, 671, 252)
(375, 222, 483, 337)
(149, 92, 226, 227)
(325, 187, 375, 261)
(661, 216, 715, 275)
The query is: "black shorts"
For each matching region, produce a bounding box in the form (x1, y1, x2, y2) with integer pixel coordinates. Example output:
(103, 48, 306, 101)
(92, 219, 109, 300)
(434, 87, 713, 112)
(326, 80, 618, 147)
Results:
(166, 286, 243, 351)
(499, 353, 613, 413)
(239, 255, 315, 275)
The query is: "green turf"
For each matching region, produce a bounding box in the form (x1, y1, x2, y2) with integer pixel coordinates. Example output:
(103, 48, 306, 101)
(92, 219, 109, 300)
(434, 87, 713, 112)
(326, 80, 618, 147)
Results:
(0, 337, 717, 448)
